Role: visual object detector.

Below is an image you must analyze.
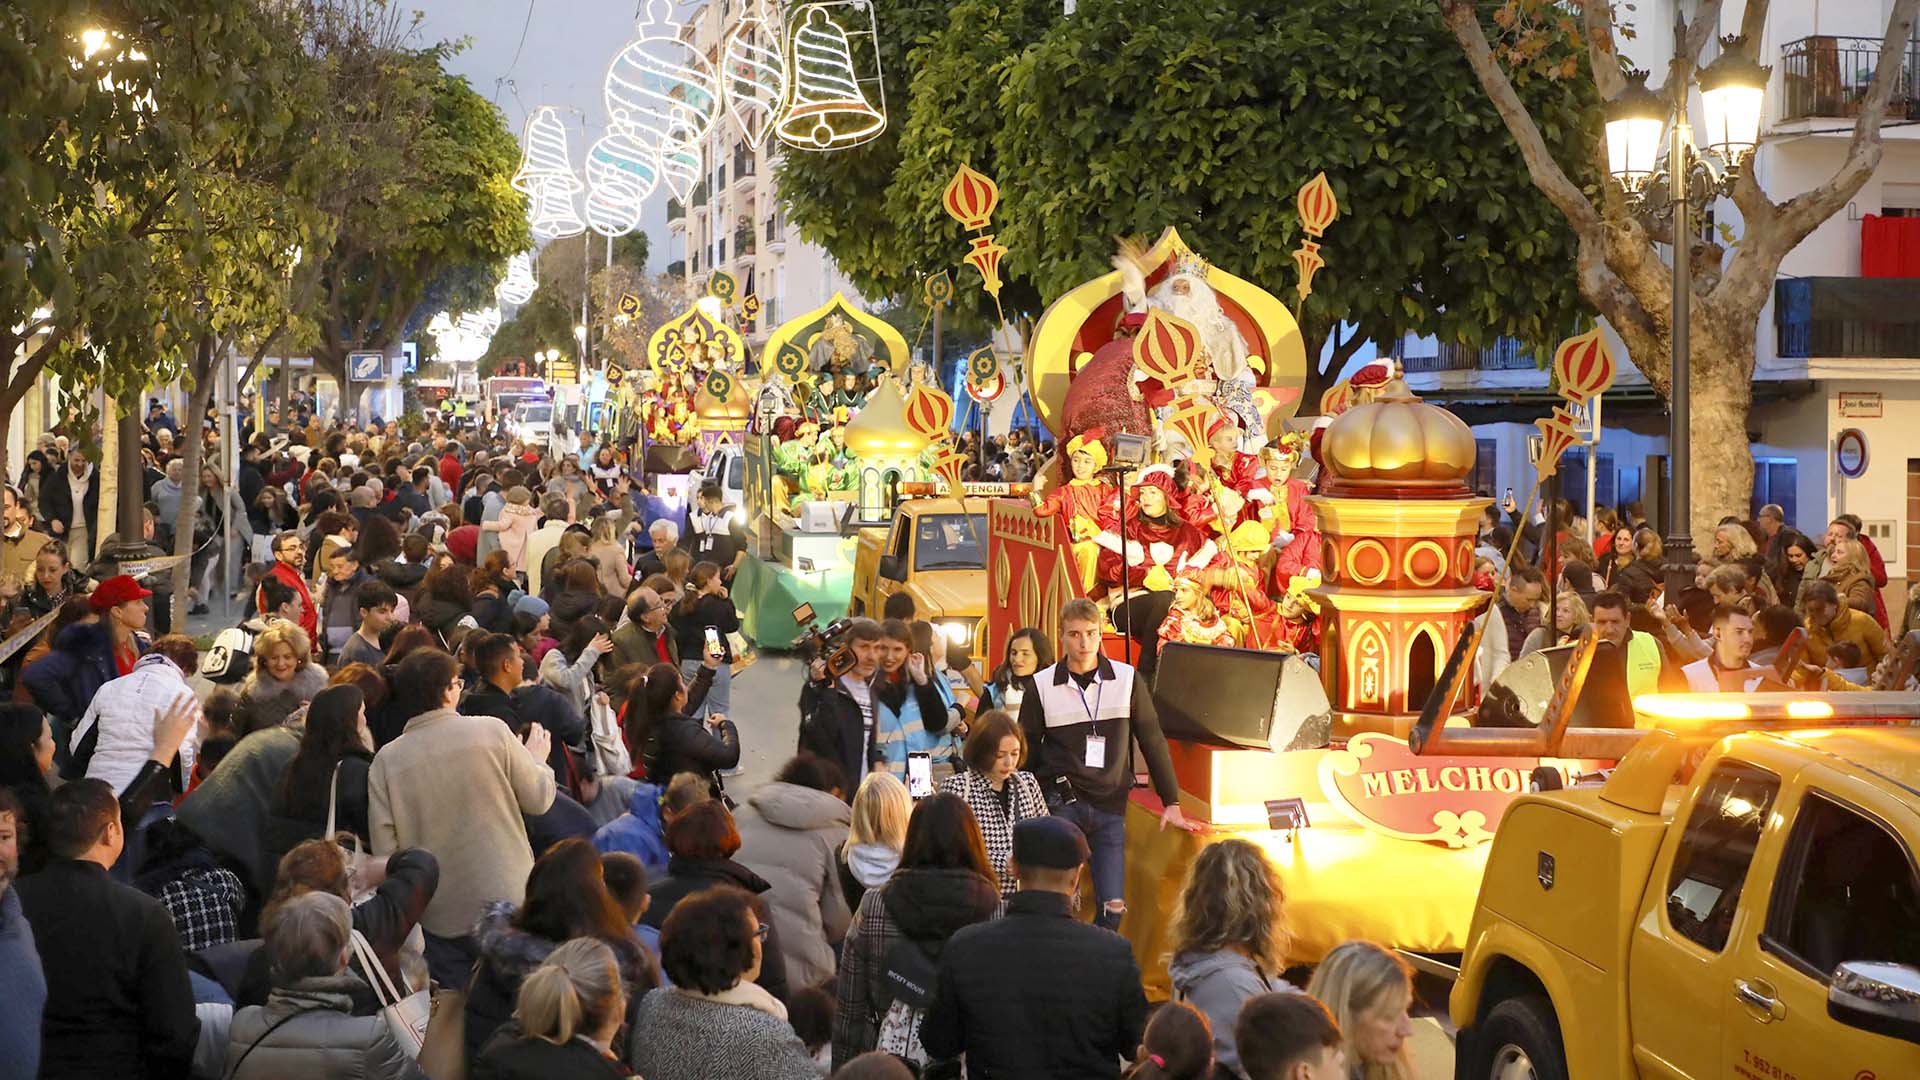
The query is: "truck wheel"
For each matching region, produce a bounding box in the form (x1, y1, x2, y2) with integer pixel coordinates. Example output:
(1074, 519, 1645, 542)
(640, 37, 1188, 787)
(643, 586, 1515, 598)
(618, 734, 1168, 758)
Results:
(1474, 995, 1568, 1080)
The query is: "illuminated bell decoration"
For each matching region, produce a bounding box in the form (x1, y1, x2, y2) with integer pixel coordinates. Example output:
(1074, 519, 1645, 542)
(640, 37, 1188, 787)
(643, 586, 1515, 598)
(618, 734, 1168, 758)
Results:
(1131, 309, 1203, 388)
(511, 106, 585, 241)
(777, 3, 888, 151)
(724, 0, 787, 148)
(1319, 365, 1475, 492)
(903, 381, 956, 442)
(843, 379, 930, 456)
(943, 164, 1000, 231)
(495, 253, 537, 306)
(584, 130, 659, 238)
(605, 0, 721, 158)
(1549, 326, 1618, 405)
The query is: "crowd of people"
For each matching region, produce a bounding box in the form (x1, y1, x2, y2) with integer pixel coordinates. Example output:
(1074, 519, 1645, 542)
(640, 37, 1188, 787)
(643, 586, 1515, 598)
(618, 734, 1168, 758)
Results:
(1472, 496, 1915, 701)
(0, 406, 1433, 1080)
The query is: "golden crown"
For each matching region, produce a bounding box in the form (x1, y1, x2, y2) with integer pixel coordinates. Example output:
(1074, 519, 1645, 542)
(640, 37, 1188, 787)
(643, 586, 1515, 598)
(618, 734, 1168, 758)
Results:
(1171, 248, 1212, 280)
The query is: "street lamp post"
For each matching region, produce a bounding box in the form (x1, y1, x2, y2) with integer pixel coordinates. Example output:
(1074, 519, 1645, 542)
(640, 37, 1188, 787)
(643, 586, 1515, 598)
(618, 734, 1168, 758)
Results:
(1603, 30, 1768, 599)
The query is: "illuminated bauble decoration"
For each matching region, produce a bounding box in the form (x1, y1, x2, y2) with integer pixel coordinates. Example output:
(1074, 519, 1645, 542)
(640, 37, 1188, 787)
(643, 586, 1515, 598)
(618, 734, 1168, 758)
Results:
(777, 3, 887, 151)
(725, 0, 787, 148)
(511, 106, 585, 240)
(1320, 365, 1475, 492)
(605, 0, 721, 159)
(457, 306, 501, 339)
(658, 106, 702, 201)
(585, 131, 658, 238)
(428, 307, 501, 366)
(843, 379, 929, 457)
(495, 252, 537, 306)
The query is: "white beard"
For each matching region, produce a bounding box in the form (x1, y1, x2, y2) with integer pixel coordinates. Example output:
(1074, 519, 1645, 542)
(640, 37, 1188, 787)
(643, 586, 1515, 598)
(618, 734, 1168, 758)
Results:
(1147, 274, 1250, 384)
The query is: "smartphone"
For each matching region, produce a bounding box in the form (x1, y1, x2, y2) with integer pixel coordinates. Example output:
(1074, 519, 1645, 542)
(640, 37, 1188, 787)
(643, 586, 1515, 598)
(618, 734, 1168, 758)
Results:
(1504, 486, 1514, 503)
(906, 752, 934, 798)
(704, 625, 722, 655)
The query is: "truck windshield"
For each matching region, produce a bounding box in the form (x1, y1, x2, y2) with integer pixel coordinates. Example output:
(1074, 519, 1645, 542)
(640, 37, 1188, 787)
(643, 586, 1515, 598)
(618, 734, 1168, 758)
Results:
(914, 513, 989, 570)
(517, 405, 552, 423)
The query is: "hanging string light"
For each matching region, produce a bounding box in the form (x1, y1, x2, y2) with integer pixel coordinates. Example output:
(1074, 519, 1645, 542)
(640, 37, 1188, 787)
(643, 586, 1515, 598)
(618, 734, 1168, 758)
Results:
(724, 0, 787, 148)
(585, 130, 659, 237)
(511, 106, 585, 240)
(605, 0, 721, 158)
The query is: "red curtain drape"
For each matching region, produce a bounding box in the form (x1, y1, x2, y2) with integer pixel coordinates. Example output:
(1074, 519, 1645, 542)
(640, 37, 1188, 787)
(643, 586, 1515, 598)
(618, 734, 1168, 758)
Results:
(1861, 214, 1920, 277)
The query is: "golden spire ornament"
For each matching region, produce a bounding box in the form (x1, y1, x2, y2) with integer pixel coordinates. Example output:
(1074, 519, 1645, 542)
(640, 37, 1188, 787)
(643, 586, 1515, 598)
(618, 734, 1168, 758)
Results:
(1291, 172, 1340, 315)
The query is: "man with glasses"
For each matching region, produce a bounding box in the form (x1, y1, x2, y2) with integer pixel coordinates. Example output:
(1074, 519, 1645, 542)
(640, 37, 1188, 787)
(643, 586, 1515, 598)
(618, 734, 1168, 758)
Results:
(611, 586, 677, 670)
(254, 530, 316, 642)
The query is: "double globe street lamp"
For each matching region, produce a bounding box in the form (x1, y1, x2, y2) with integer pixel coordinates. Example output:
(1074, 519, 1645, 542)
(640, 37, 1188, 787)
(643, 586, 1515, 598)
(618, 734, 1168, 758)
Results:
(1602, 32, 1769, 596)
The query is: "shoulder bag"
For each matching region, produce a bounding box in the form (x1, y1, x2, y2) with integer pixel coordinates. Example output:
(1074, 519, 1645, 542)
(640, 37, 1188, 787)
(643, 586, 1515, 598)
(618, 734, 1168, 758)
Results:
(349, 927, 431, 1057)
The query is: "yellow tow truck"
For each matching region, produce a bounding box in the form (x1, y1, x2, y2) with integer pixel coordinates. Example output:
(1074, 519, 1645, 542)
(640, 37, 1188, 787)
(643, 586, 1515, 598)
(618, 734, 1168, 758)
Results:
(849, 485, 1008, 666)
(1436, 691, 1920, 1079)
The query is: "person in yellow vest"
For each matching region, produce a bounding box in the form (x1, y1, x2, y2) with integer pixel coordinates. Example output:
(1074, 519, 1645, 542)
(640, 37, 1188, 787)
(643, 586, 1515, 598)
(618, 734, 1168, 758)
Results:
(1589, 591, 1663, 708)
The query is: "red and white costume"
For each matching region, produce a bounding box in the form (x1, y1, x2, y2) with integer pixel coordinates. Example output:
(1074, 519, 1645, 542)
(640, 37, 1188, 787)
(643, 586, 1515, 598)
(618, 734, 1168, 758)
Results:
(1034, 429, 1120, 591)
(1096, 465, 1202, 592)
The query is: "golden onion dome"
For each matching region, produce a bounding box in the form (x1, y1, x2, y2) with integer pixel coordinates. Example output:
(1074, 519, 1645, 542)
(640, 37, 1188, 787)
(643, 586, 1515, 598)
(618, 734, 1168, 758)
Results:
(1321, 366, 1475, 493)
(842, 378, 930, 457)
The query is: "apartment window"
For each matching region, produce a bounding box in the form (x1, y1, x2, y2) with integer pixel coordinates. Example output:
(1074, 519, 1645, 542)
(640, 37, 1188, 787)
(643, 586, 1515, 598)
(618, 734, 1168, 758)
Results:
(1752, 457, 1797, 525)
(1471, 439, 1497, 497)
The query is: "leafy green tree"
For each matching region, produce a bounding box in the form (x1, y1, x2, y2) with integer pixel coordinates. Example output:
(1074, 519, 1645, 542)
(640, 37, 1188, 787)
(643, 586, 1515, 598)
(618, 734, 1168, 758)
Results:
(779, 0, 1595, 405)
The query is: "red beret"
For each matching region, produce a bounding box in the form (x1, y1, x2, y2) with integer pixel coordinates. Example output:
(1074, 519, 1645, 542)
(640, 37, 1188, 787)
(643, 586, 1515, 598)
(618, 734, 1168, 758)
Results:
(89, 574, 152, 613)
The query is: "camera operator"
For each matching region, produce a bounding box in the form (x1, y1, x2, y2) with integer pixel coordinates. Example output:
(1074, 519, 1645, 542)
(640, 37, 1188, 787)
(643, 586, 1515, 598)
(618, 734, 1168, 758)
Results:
(797, 617, 885, 793)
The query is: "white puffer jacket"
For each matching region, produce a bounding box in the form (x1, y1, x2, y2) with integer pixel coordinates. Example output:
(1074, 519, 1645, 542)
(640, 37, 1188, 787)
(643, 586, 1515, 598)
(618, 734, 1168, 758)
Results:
(76, 652, 197, 793)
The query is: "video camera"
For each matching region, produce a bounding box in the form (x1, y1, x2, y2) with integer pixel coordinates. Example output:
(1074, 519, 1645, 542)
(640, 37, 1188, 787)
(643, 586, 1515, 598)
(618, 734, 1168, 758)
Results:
(793, 602, 857, 679)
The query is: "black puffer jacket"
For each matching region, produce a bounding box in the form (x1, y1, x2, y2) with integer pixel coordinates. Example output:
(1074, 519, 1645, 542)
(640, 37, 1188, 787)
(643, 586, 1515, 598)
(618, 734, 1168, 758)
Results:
(463, 901, 655, 1060)
(832, 867, 999, 1069)
(641, 856, 790, 1003)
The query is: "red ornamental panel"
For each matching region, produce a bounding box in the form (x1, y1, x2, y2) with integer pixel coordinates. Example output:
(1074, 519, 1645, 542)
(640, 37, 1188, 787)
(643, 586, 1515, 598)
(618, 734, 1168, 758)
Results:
(1322, 533, 1479, 591)
(1131, 309, 1201, 386)
(1550, 326, 1617, 404)
(904, 382, 955, 441)
(943, 163, 1000, 231)
(1533, 408, 1580, 480)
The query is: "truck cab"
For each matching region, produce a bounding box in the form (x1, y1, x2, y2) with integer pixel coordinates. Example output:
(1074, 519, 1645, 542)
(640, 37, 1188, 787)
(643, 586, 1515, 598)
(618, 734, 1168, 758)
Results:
(1451, 693, 1920, 1079)
(850, 496, 993, 664)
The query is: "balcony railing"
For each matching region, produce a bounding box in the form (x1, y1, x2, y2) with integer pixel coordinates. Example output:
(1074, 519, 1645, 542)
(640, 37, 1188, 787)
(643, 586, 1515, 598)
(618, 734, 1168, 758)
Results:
(734, 227, 756, 259)
(690, 179, 710, 207)
(733, 149, 756, 182)
(1776, 277, 1920, 358)
(667, 199, 685, 222)
(1779, 36, 1920, 122)
(1399, 338, 1542, 373)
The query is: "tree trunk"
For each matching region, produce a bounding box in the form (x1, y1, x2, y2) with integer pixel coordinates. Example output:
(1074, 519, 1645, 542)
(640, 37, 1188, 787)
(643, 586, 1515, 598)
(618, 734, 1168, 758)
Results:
(1686, 317, 1757, 539)
(170, 335, 219, 629)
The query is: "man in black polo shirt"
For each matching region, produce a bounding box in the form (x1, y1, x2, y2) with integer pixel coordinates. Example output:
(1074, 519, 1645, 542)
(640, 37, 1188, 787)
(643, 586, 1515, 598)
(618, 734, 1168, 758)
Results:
(1015, 597, 1194, 930)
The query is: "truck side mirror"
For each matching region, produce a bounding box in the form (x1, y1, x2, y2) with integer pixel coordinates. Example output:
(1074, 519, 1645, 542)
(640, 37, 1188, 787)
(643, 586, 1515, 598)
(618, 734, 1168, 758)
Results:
(878, 554, 905, 582)
(1829, 961, 1920, 1044)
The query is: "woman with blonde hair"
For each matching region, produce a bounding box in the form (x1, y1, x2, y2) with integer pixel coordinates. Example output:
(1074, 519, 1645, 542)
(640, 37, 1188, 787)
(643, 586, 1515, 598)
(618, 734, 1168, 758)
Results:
(589, 515, 633, 598)
(1306, 940, 1416, 1080)
(473, 937, 632, 1079)
(1520, 590, 1591, 656)
(1823, 536, 1880, 616)
(1710, 521, 1757, 562)
(242, 622, 330, 729)
(836, 771, 910, 911)
(1166, 838, 1291, 1078)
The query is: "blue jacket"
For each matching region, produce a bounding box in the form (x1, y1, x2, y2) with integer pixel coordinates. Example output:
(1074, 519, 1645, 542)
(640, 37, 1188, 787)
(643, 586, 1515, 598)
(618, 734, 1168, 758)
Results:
(0, 887, 45, 1080)
(594, 781, 668, 876)
(871, 674, 958, 783)
(24, 621, 147, 732)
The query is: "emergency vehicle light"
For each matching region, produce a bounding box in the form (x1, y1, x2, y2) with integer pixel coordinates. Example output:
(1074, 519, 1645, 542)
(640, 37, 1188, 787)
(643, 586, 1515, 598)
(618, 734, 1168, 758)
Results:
(1633, 692, 1920, 726)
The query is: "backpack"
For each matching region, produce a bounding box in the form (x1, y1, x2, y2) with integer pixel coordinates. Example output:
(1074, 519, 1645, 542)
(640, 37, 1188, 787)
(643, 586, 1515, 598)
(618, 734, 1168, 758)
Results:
(874, 937, 939, 1067)
(199, 625, 259, 683)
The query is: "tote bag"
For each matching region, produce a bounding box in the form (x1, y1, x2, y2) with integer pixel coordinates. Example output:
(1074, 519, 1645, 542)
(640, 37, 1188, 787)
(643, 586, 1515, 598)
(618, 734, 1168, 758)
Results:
(349, 929, 431, 1057)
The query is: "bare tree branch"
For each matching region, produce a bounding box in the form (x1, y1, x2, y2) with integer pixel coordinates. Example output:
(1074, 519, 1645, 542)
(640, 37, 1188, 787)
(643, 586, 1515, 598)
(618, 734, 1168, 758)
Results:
(1579, 0, 1628, 99)
(1660, 0, 1726, 109)
(1738, 0, 1770, 47)
(1436, 0, 1604, 234)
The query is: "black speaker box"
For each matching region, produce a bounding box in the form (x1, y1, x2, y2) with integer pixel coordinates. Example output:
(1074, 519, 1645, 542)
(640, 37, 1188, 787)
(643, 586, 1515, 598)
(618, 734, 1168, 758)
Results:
(1152, 642, 1333, 752)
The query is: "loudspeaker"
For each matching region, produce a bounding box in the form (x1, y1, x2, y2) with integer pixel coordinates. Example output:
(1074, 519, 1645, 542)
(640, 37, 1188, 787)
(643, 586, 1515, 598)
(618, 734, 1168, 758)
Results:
(645, 443, 701, 475)
(1479, 640, 1634, 729)
(1152, 643, 1333, 752)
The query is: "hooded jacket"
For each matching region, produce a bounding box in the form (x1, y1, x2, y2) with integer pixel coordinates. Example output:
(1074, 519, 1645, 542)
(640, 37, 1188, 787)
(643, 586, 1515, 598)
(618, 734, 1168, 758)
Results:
(226, 973, 425, 1080)
(734, 781, 854, 988)
(23, 620, 148, 731)
(830, 866, 999, 1070)
(642, 856, 791, 1003)
(1806, 596, 1890, 668)
(1167, 948, 1294, 1077)
(75, 651, 197, 794)
(463, 902, 653, 1060)
(593, 781, 669, 874)
(837, 841, 900, 913)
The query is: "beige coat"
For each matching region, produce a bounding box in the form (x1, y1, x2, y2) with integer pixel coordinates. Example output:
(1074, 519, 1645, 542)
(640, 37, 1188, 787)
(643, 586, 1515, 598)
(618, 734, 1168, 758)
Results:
(369, 707, 555, 938)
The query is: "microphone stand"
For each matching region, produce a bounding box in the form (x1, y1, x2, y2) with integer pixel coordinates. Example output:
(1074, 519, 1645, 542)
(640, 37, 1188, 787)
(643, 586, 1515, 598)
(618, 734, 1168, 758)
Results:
(1101, 462, 1135, 665)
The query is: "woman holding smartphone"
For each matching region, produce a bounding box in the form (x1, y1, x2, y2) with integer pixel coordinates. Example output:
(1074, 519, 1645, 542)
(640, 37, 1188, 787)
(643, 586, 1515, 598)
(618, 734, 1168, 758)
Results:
(669, 561, 741, 721)
(868, 618, 956, 796)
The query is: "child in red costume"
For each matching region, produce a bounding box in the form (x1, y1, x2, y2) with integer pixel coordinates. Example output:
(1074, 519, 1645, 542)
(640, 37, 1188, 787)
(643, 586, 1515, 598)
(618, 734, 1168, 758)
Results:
(1184, 414, 1271, 538)
(1259, 431, 1321, 584)
(1032, 428, 1119, 592)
